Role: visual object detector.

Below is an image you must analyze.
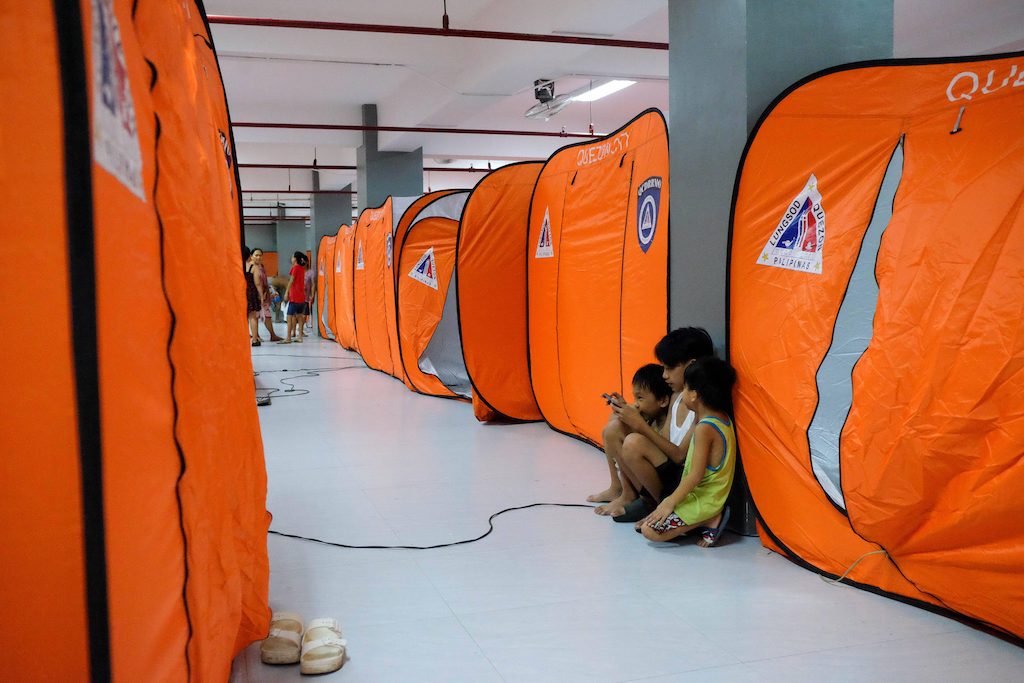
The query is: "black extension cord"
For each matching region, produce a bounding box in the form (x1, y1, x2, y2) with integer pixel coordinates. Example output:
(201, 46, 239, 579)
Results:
(268, 502, 596, 550)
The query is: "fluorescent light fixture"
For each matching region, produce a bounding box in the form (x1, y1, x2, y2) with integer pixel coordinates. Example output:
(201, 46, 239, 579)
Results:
(571, 80, 636, 102)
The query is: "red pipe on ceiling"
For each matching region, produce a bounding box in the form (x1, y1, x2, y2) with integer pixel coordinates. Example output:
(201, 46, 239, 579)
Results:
(207, 15, 668, 51)
(243, 189, 355, 194)
(233, 121, 595, 138)
(244, 215, 310, 221)
(239, 163, 497, 173)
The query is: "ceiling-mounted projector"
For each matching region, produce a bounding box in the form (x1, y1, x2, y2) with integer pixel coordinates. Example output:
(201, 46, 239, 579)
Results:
(525, 78, 573, 120)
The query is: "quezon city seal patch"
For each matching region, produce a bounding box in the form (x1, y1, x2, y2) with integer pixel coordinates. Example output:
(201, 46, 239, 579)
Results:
(636, 176, 661, 253)
(758, 174, 825, 274)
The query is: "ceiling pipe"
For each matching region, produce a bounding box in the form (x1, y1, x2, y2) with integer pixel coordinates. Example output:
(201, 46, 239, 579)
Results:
(207, 15, 668, 51)
(244, 215, 310, 221)
(243, 189, 355, 194)
(239, 163, 499, 172)
(234, 121, 595, 138)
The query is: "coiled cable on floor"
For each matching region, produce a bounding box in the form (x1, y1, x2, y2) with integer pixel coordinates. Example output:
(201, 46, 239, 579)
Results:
(253, 362, 366, 399)
(268, 502, 596, 549)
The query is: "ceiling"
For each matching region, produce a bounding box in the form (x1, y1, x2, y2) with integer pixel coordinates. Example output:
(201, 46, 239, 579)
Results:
(207, 0, 1024, 218)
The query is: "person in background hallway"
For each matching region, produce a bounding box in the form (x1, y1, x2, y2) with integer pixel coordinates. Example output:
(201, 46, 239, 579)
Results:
(302, 263, 315, 337)
(280, 252, 307, 344)
(244, 246, 263, 346)
(251, 248, 282, 342)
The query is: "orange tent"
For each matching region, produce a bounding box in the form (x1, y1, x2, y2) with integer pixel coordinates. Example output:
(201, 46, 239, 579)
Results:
(388, 191, 462, 379)
(1, 1, 269, 680)
(457, 162, 544, 421)
(331, 225, 358, 350)
(729, 52, 1024, 639)
(528, 109, 670, 445)
(353, 198, 399, 374)
(316, 234, 336, 338)
(396, 191, 473, 397)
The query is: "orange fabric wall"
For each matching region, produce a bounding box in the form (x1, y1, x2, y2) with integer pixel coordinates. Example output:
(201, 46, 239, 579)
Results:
(262, 251, 279, 276)
(353, 199, 397, 374)
(316, 235, 332, 338)
(730, 53, 1024, 638)
(528, 110, 670, 444)
(396, 216, 462, 397)
(457, 162, 544, 421)
(2, 2, 100, 676)
(323, 235, 338, 337)
(2, 1, 270, 680)
(332, 225, 358, 350)
(389, 191, 461, 378)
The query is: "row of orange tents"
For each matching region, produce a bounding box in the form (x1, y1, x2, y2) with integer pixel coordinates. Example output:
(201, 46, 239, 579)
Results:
(317, 51, 1024, 644)
(316, 110, 671, 447)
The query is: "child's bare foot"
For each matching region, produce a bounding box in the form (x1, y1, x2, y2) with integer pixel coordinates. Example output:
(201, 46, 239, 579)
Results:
(595, 493, 635, 517)
(586, 486, 621, 504)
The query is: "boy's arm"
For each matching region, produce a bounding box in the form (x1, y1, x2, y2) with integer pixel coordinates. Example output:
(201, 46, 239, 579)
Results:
(284, 275, 295, 302)
(609, 396, 686, 462)
(647, 424, 712, 524)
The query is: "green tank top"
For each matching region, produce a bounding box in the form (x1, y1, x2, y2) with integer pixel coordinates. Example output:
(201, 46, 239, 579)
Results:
(677, 415, 736, 516)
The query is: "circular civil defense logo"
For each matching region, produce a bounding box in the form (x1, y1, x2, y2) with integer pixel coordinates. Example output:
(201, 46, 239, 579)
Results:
(636, 176, 662, 254)
(386, 231, 393, 268)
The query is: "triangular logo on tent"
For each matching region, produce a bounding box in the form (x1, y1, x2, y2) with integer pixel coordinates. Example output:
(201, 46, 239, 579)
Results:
(386, 231, 394, 268)
(356, 242, 365, 270)
(91, 0, 144, 200)
(408, 247, 438, 289)
(535, 207, 554, 259)
(335, 258, 341, 273)
(758, 174, 825, 274)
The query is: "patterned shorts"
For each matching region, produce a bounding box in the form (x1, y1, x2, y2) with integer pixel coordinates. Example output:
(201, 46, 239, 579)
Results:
(648, 512, 688, 533)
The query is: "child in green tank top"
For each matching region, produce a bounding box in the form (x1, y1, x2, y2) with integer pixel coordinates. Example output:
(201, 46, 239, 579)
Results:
(640, 356, 737, 548)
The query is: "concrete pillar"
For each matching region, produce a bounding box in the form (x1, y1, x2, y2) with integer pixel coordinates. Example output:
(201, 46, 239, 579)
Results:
(356, 104, 423, 212)
(668, 0, 893, 533)
(309, 174, 352, 278)
(668, 0, 893, 345)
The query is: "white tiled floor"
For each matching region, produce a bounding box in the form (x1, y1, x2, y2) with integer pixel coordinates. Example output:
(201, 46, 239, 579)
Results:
(232, 334, 1024, 682)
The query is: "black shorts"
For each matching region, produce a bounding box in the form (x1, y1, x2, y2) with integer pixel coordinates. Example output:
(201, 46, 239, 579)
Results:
(655, 459, 684, 496)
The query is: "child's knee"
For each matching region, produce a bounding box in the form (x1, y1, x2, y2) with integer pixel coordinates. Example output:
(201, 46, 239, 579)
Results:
(640, 524, 663, 542)
(603, 417, 626, 444)
(621, 432, 648, 459)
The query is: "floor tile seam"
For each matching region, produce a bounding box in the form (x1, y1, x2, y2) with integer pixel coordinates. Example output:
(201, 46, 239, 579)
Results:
(413, 557, 507, 682)
(729, 624, 976, 665)
(447, 607, 510, 682)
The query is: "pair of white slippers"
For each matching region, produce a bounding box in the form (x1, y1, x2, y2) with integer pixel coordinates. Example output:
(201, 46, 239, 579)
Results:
(260, 612, 347, 675)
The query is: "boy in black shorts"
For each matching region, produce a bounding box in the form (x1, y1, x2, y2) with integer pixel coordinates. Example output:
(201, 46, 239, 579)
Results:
(589, 327, 714, 521)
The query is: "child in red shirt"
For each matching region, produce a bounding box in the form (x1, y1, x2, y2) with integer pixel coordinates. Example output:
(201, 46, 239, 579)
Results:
(280, 252, 307, 343)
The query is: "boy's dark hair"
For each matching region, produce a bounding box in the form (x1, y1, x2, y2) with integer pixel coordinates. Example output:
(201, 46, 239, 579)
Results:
(654, 327, 714, 367)
(632, 364, 672, 401)
(683, 356, 736, 414)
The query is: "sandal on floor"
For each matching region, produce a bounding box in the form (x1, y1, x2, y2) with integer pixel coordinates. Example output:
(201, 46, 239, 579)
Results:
(276, 339, 292, 344)
(260, 612, 303, 665)
(699, 506, 731, 548)
(612, 497, 654, 523)
(251, 339, 261, 347)
(300, 617, 347, 675)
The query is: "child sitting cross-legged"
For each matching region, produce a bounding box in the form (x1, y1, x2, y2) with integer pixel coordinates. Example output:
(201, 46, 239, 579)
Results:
(639, 356, 737, 548)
